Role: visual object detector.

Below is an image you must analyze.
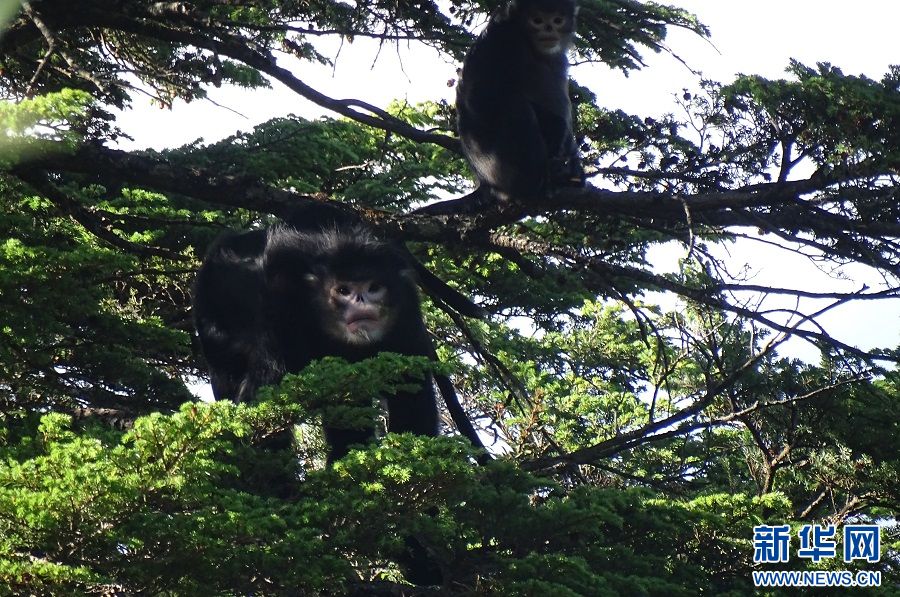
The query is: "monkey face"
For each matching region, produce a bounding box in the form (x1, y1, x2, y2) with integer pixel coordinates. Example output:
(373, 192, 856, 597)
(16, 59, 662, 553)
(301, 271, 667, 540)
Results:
(524, 9, 574, 55)
(322, 277, 396, 345)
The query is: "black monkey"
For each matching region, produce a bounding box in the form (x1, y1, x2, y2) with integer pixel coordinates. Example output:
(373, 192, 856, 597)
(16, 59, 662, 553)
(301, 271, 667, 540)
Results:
(193, 224, 444, 462)
(456, 0, 585, 202)
(195, 223, 491, 585)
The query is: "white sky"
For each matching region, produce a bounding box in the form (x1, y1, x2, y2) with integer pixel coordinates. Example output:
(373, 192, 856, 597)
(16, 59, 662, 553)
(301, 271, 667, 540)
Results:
(114, 1, 900, 363)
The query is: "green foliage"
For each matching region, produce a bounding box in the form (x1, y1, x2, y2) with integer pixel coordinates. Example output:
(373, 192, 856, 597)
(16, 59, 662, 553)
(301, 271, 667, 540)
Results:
(264, 352, 437, 432)
(575, 0, 709, 71)
(5, 352, 891, 593)
(0, 180, 195, 412)
(0, 1, 898, 594)
(0, 403, 797, 595)
(0, 89, 92, 140)
(174, 103, 467, 210)
(0, 90, 94, 165)
(725, 61, 900, 167)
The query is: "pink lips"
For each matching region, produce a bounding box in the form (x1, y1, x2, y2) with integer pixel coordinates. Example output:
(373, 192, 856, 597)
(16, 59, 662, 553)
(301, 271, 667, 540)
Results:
(346, 315, 377, 331)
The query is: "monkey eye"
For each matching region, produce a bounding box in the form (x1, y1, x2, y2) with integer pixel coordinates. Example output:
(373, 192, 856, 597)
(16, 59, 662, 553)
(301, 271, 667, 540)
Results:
(336, 285, 352, 296)
(369, 282, 383, 293)
(530, 16, 544, 25)
(553, 16, 565, 25)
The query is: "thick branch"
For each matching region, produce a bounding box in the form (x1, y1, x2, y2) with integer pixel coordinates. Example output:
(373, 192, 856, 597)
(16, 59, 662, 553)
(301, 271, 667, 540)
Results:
(22, 145, 900, 245)
(12, 144, 899, 360)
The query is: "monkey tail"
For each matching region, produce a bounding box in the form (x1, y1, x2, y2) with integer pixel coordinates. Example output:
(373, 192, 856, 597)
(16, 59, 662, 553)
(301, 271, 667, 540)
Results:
(434, 373, 492, 465)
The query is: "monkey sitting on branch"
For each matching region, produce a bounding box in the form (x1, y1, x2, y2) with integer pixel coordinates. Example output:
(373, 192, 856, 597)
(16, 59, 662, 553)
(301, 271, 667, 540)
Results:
(456, 0, 586, 203)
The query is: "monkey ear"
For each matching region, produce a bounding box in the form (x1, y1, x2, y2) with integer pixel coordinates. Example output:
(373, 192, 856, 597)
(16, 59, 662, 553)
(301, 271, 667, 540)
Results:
(399, 267, 417, 283)
(263, 243, 311, 292)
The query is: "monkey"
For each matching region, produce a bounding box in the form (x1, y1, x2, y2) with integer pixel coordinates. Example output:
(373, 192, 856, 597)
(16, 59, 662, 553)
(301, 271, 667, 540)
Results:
(193, 224, 438, 461)
(192, 222, 487, 464)
(195, 223, 491, 585)
(456, 0, 585, 203)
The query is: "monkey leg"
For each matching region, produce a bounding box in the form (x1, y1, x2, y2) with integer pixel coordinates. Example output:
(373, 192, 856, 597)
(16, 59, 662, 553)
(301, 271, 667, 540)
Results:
(461, 101, 552, 201)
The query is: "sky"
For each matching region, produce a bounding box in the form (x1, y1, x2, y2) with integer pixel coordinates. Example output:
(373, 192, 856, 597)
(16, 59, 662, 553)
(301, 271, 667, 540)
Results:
(113, 1, 900, 363)
(115, 1, 900, 148)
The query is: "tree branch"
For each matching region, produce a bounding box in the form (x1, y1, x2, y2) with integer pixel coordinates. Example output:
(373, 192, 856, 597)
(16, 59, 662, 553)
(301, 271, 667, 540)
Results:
(82, 8, 461, 152)
(13, 143, 899, 363)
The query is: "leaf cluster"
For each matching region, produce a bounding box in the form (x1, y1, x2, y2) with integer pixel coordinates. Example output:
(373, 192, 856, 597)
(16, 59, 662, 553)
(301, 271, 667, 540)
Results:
(1, 397, 850, 595)
(0, 1, 898, 594)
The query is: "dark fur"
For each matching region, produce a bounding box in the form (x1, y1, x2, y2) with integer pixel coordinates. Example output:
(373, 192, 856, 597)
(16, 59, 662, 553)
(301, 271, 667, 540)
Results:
(456, 0, 585, 201)
(193, 225, 439, 462)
